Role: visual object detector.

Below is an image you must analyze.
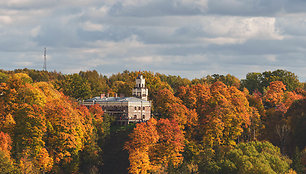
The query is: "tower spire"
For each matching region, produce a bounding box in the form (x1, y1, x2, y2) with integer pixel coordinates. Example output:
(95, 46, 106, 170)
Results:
(43, 48, 47, 71)
(132, 74, 148, 100)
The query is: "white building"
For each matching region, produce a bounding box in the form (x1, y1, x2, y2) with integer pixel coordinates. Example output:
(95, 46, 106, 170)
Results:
(132, 74, 149, 100)
(82, 74, 151, 125)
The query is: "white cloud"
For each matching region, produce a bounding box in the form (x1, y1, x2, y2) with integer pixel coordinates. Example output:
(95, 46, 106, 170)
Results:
(0, 0, 306, 82)
(202, 17, 283, 41)
(0, 16, 12, 24)
(173, 16, 283, 45)
(265, 55, 277, 62)
(179, 0, 208, 10)
(82, 21, 106, 31)
(14, 61, 33, 66)
(30, 26, 40, 37)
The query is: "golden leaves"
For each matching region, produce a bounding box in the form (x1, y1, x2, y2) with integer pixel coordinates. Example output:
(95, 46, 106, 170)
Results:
(125, 118, 185, 174)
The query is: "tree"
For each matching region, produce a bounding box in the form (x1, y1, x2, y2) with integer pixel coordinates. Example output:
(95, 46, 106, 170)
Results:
(176, 86, 197, 109)
(154, 88, 182, 118)
(262, 82, 304, 153)
(44, 97, 85, 173)
(242, 69, 302, 94)
(220, 141, 292, 174)
(151, 119, 185, 170)
(156, 73, 191, 93)
(206, 74, 240, 88)
(78, 105, 103, 174)
(265, 69, 301, 92)
(0, 72, 8, 83)
(0, 150, 19, 174)
(198, 82, 252, 147)
(58, 74, 91, 99)
(79, 70, 109, 97)
(112, 81, 133, 97)
(0, 71, 110, 173)
(124, 118, 159, 174)
(13, 104, 53, 173)
(263, 81, 286, 108)
(286, 99, 306, 156)
(241, 72, 262, 94)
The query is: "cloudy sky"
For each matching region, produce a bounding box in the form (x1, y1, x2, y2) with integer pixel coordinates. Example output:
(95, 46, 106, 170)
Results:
(0, 0, 306, 81)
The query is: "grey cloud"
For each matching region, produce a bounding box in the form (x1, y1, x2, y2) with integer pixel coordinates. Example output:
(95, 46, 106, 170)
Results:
(276, 17, 306, 36)
(207, 0, 284, 16)
(108, 0, 207, 17)
(77, 26, 138, 42)
(0, 0, 306, 82)
(104, 0, 306, 17)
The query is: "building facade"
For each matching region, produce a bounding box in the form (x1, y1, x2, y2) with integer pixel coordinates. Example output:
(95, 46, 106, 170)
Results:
(82, 74, 151, 125)
(132, 74, 148, 100)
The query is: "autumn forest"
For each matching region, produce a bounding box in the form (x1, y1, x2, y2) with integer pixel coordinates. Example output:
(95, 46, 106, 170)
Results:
(0, 69, 305, 174)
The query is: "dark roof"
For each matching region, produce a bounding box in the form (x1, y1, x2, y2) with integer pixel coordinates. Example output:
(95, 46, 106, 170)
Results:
(84, 96, 149, 103)
(136, 74, 143, 79)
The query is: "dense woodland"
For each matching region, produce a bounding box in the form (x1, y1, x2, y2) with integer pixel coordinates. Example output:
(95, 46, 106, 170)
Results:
(0, 68, 305, 174)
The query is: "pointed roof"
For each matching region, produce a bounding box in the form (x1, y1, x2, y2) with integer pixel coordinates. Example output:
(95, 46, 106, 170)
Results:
(84, 96, 150, 103)
(136, 72, 143, 79)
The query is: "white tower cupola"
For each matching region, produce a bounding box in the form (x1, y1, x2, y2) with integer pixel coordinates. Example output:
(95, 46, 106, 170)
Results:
(132, 74, 148, 100)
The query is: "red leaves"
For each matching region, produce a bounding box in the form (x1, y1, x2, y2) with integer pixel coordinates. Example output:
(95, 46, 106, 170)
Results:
(264, 81, 304, 113)
(0, 132, 12, 156)
(0, 73, 104, 172)
(89, 104, 104, 122)
(264, 81, 286, 107)
(45, 98, 85, 164)
(194, 82, 253, 147)
(154, 119, 185, 167)
(125, 118, 159, 151)
(124, 118, 159, 173)
(125, 118, 185, 173)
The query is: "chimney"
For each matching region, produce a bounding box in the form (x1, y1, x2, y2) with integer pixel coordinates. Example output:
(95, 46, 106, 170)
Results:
(115, 93, 118, 98)
(100, 94, 105, 99)
(120, 93, 125, 98)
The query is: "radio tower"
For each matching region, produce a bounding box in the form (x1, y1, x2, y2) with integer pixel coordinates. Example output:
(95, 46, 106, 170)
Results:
(43, 48, 47, 71)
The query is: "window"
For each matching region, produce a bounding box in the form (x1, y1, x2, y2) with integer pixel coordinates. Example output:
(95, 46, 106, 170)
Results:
(134, 115, 137, 119)
(135, 106, 137, 110)
(138, 107, 141, 110)
(142, 115, 145, 119)
(143, 107, 145, 110)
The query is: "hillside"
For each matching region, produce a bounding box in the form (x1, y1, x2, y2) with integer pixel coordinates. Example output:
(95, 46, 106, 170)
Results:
(0, 69, 305, 174)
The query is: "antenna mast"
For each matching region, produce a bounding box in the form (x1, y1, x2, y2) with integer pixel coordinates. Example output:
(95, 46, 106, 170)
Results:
(43, 48, 47, 71)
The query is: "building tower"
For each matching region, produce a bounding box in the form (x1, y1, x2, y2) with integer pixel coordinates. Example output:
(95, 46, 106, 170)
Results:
(132, 74, 148, 100)
(43, 48, 47, 71)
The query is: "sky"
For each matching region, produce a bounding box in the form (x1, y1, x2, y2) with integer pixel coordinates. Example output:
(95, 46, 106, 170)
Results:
(0, 0, 306, 81)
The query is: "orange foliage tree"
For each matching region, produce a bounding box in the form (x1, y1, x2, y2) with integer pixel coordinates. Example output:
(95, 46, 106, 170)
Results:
(262, 81, 305, 153)
(155, 88, 198, 129)
(151, 119, 185, 170)
(0, 131, 12, 157)
(44, 97, 85, 172)
(197, 82, 252, 147)
(0, 72, 106, 173)
(263, 81, 286, 107)
(125, 118, 185, 174)
(124, 118, 159, 174)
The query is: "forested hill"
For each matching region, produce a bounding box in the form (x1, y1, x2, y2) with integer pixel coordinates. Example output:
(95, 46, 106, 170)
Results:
(0, 69, 305, 174)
